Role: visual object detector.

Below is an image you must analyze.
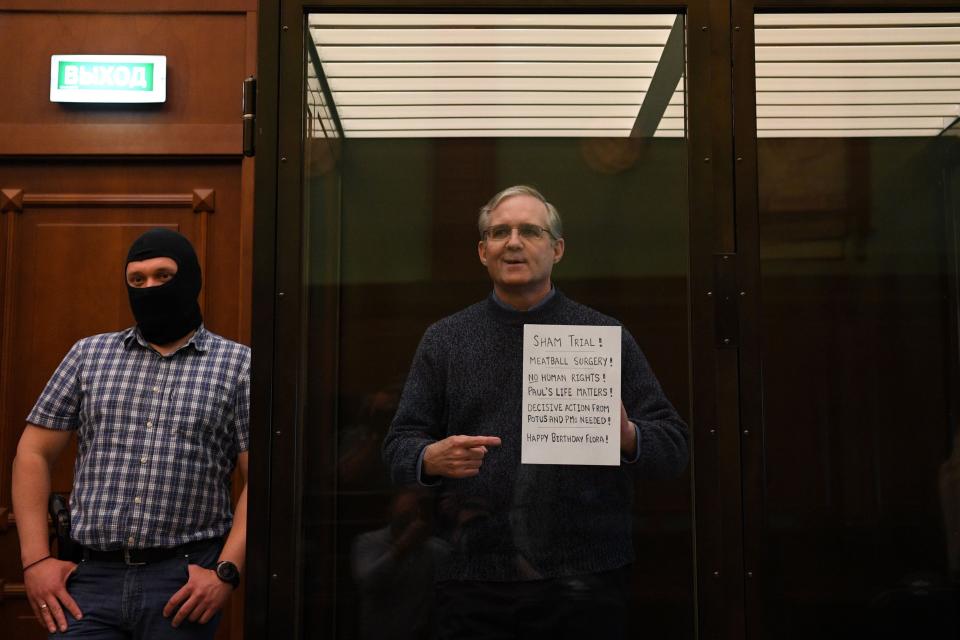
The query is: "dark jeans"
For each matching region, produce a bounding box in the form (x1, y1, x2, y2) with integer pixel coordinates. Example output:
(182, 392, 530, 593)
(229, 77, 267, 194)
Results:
(53, 540, 222, 639)
(434, 567, 629, 640)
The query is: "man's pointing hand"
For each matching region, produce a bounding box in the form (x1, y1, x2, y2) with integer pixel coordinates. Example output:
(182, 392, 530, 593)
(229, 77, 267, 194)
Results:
(423, 435, 502, 478)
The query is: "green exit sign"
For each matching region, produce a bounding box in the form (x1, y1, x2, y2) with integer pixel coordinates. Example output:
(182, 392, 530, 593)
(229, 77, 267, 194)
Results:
(50, 55, 167, 103)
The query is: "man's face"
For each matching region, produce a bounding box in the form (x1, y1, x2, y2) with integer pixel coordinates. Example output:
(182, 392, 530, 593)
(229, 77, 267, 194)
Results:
(125, 257, 178, 288)
(478, 194, 564, 295)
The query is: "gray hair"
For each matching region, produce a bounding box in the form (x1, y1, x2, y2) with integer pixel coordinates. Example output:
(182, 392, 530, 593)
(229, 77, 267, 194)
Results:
(477, 185, 563, 241)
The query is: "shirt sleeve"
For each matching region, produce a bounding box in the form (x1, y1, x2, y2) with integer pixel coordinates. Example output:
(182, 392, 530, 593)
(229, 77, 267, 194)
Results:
(233, 351, 251, 453)
(415, 446, 442, 487)
(27, 340, 85, 431)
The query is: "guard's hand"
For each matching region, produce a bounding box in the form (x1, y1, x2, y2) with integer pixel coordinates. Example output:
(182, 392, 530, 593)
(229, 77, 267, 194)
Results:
(24, 557, 82, 634)
(423, 435, 502, 478)
(620, 403, 637, 458)
(163, 564, 233, 627)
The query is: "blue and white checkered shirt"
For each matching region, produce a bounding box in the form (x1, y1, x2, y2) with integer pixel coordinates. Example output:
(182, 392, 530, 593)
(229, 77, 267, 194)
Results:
(27, 325, 250, 551)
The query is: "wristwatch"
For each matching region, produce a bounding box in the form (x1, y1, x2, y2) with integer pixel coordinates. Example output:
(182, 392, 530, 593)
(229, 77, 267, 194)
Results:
(215, 560, 240, 589)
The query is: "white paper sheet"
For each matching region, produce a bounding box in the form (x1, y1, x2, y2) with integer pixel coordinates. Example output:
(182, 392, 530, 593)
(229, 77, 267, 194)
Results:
(521, 324, 621, 466)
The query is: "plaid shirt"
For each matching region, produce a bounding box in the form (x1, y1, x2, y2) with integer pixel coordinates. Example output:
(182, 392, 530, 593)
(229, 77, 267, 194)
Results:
(27, 325, 250, 550)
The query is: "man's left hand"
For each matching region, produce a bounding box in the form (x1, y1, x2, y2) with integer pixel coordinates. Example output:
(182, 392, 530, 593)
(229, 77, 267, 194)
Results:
(162, 563, 233, 627)
(620, 402, 637, 458)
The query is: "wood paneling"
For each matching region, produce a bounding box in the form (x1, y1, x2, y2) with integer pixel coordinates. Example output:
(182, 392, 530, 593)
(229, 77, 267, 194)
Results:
(0, 124, 243, 156)
(2, 190, 214, 210)
(0, 2, 255, 637)
(0, 12, 251, 156)
(0, 0, 255, 10)
(0, 159, 250, 639)
(0, 159, 246, 503)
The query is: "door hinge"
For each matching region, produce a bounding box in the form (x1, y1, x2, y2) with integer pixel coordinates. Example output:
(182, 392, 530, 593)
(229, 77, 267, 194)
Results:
(714, 253, 739, 348)
(242, 76, 256, 157)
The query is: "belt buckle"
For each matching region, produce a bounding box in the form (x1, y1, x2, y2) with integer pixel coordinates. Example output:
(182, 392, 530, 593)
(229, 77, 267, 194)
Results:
(123, 548, 147, 566)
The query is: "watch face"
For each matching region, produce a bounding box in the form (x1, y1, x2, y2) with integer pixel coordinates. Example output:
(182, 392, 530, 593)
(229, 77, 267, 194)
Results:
(216, 561, 239, 584)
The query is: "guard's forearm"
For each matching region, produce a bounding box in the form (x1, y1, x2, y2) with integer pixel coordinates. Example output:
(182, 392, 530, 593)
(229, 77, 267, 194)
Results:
(12, 451, 54, 566)
(218, 485, 247, 572)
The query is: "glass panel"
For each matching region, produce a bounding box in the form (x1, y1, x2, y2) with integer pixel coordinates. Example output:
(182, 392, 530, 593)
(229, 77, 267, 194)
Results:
(301, 12, 692, 639)
(755, 12, 960, 639)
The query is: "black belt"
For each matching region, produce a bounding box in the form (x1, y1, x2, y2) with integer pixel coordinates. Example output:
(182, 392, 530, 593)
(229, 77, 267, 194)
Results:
(81, 538, 220, 566)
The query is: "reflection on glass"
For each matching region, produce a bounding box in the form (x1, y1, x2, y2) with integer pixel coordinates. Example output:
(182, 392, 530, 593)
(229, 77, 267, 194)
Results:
(301, 12, 692, 640)
(755, 12, 960, 639)
(351, 489, 449, 640)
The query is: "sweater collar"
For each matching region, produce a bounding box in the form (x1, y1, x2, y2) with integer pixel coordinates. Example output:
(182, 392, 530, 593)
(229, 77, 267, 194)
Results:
(486, 287, 565, 326)
(490, 285, 556, 312)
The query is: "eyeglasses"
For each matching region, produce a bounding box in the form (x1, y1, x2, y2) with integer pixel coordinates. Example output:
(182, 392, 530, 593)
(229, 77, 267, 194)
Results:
(482, 224, 557, 243)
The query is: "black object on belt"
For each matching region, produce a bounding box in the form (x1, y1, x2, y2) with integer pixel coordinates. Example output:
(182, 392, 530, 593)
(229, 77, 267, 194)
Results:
(81, 538, 220, 566)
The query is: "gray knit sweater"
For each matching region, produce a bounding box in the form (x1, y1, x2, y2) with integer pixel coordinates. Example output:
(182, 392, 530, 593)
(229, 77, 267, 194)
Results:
(382, 290, 688, 582)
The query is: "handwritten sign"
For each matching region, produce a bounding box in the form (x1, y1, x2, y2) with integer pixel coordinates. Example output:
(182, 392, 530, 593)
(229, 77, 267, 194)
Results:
(521, 324, 621, 466)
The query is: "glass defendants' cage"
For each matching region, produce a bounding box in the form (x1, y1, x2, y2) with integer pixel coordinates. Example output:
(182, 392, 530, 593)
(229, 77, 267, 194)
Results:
(249, 2, 960, 639)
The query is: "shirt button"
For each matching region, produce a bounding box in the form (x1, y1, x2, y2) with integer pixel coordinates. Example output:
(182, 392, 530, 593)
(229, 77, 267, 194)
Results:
(146, 421, 153, 428)
(153, 386, 160, 393)
(128, 536, 135, 544)
(134, 496, 141, 504)
(140, 456, 147, 464)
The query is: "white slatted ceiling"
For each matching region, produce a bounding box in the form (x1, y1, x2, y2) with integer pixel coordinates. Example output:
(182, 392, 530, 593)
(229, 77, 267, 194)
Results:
(306, 72, 338, 139)
(320, 62, 662, 77)
(755, 13, 960, 137)
(316, 45, 667, 62)
(336, 105, 686, 118)
(308, 13, 684, 138)
(307, 12, 960, 139)
(316, 77, 666, 91)
(312, 14, 677, 26)
(330, 90, 685, 106)
(756, 13, 960, 26)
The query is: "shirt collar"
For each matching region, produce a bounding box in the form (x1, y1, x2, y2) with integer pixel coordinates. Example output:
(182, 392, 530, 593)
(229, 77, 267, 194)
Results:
(491, 285, 556, 312)
(121, 324, 209, 354)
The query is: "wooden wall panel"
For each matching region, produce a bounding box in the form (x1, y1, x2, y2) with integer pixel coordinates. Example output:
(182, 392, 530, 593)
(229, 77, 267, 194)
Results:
(0, 1, 255, 9)
(0, 159, 249, 639)
(0, 11, 252, 155)
(0, 3, 254, 637)
(0, 158, 247, 499)
(10, 218, 197, 490)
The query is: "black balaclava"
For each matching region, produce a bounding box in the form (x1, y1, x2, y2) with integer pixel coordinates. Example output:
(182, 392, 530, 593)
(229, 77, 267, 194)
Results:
(125, 228, 202, 345)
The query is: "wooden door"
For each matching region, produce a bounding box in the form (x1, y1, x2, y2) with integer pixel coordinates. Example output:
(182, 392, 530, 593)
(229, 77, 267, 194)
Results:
(0, 159, 252, 638)
(0, 3, 257, 638)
